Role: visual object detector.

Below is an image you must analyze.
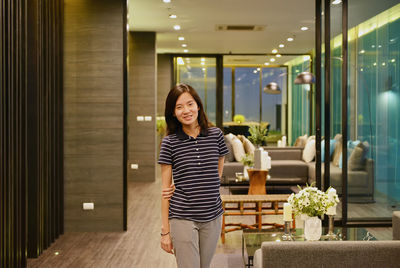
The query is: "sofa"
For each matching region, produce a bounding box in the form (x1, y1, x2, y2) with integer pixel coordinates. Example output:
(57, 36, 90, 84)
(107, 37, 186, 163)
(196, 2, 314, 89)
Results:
(222, 133, 375, 202)
(253, 212, 400, 268)
(222, 147, 308, 189)
(308, 159, 374, 202)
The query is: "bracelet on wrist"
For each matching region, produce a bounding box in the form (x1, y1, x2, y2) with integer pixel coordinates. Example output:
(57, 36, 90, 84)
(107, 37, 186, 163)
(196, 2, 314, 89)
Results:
(161, 231, 170, 236)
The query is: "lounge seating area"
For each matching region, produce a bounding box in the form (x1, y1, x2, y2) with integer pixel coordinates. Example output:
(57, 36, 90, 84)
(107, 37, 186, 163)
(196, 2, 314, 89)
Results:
(222, 133, 375, 202)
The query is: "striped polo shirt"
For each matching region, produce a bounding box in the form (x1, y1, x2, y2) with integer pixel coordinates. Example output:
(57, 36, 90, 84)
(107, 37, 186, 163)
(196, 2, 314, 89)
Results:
(158, 127, 229, 222)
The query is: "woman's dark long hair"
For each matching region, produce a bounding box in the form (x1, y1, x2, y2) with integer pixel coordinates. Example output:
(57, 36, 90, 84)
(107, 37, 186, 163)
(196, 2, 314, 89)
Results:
(164, 83, 212, 135)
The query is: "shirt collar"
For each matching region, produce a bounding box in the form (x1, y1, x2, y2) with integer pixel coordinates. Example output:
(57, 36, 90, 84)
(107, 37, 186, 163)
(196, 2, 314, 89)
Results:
(176, 127, 208, 140)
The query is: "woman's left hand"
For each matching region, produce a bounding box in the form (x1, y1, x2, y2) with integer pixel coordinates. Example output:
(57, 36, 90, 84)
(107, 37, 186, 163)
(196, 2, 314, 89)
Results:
(162, 184, 175, 200)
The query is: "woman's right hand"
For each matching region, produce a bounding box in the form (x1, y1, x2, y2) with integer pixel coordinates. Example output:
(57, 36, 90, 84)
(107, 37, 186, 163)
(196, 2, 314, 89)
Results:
(161, 233, 174, 254)
(162, 184, 175, 200)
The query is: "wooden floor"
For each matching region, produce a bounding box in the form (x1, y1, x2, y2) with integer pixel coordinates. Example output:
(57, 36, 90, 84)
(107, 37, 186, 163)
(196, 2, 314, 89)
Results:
(27, 168, 246, 268)
(28, 166, 393, 268)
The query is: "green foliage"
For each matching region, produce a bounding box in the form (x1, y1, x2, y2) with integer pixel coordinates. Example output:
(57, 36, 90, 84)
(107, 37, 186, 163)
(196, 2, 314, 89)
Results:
(233, 114, 245, 123)
(240, 154, 254, 167)
(248, 123, 269, 147)
(156, 116, 167, 137)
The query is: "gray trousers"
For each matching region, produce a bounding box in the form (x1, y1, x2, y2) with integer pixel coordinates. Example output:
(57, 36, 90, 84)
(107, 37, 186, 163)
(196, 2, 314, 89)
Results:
(170, 216, 222, 268)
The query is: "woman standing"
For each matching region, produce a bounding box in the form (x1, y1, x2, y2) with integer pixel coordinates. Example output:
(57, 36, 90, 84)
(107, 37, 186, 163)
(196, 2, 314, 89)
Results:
(158, 84, 228, 268)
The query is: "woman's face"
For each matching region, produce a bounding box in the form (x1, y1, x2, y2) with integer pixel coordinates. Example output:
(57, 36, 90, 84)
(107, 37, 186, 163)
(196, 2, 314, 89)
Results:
(174, 92, 199, 127)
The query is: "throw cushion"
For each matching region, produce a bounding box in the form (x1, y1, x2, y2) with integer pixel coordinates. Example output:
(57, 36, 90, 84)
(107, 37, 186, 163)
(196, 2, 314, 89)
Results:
(321, 139, 336, 162)
(348, 142, 367, 171)
(332, 139, 342, 167)
(242, 136, 255, 156)
(339, 140, 360, 168)
(223, 136, 235, 162)
(294, 134, 308, 147)
(230, 136, 246, 162)
(302, 137, 316, 163)
(237, 134, 245, 143)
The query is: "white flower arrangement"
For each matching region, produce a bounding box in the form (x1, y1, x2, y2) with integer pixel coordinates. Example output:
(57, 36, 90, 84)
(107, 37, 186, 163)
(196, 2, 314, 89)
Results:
(288, 185, 339, 217)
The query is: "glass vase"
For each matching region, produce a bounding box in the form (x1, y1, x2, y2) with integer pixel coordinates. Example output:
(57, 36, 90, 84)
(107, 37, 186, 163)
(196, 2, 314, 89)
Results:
(304, 216, 322, 241)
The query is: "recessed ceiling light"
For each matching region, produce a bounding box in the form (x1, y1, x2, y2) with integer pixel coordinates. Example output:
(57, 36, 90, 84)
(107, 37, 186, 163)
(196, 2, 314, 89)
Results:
(276, 54, 281, 58)
(371, 45, 375, 48)
(177, 57, 184, 65)
(163, 0, 171, 3)
(332, 0, 342, 5)
(373, 62, 377, 66)
(201, 58, 205, 62)
(253, 70, 258, 74)
(202, 68, 206, 71)
(201, 62, 205, 65)
(279, 44, 285, 48)
(359, 50, 365, 54)
(264, 62, 270, 66)
(257, 68, 261, 71)
(173, 25, 181, 30)
(270, 58, 276, 62)
(287, 37, 294, 42)
(391, 59, 396, 62)
(169, 14, 177, 19)
(182, 44, 187, 47)
(183, 49, 188, 53)
(301, 26, 308, 31)
(382, 62, 386, 66)
(272, 49, 278, 54)
(178, 36, 185, 41)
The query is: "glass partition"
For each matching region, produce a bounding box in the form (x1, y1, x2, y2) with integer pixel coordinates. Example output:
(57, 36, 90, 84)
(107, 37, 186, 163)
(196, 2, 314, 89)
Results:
(174, 57, 217, 124)
(321, 1, 400, 222)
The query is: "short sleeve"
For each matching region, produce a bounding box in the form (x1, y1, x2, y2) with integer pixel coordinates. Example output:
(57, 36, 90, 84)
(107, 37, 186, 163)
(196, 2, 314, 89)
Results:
(158, 136, 172, 165)
(217, 128, 229, 157)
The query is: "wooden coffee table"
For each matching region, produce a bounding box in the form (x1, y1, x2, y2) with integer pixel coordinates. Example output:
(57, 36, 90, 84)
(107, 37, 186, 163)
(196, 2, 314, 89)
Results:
(220, 194, 294, 243)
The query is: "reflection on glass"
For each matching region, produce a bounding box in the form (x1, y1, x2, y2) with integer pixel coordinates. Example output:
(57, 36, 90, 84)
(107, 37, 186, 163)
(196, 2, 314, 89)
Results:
(324, 2, 400, 221)
(234, 67, 260, 122)
(175, 57, 217, 124)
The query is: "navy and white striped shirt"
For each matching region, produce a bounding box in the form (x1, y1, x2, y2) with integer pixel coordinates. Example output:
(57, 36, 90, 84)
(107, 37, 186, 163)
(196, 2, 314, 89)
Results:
(158, 127, 229, 222)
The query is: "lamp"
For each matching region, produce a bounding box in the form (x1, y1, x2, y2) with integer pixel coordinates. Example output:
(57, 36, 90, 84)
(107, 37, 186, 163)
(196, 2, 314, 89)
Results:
(263, 82, 281, 94)
(294, 72, 316, 84)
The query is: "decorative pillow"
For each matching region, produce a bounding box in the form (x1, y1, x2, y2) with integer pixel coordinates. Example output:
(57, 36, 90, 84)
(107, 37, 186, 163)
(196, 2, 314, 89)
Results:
(237, 134, 245, 143)
(230, 136, 246, 162)
(294, 134, 308, 147)
(334, 133, 342, 141)
(307, 135, 315, 143)
(302, 137, 316, 163)
(223, 136, 235, 162)
(339, 140, 370, 168)
(348, 142, 367, 171)
(321, 139, 336, 162)
(332, 139, 342, 167)
(242, 136, 255, 156)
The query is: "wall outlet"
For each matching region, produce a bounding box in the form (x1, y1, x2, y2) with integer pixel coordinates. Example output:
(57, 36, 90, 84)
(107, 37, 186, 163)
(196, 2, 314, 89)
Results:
(83, 202, 94, 210)
(131, 163, 139, 169)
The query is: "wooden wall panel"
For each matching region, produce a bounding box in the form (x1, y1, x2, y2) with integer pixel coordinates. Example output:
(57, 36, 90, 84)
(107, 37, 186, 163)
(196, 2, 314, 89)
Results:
(64, 0, 125, 231)
(128, 32, 157, 182)
(157, 54, 172, 115)
(1, 0, 64, 265)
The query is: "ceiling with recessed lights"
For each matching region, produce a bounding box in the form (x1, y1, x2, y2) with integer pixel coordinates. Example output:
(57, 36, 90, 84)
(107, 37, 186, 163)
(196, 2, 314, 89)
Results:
(128, 0, 399, 55)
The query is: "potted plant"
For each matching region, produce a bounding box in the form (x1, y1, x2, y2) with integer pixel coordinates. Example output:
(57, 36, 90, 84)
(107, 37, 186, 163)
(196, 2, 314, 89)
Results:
(248, 123, 269, 147)
(240, 154, 254, 180)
